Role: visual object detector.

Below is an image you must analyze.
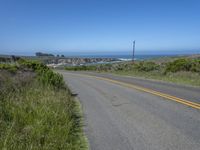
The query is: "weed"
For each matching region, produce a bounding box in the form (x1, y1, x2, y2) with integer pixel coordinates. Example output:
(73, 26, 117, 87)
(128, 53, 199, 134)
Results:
(0, 60, 88, 150)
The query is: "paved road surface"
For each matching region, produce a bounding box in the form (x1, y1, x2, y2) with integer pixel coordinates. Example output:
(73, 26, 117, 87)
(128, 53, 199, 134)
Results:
(59, 71, 200, 150)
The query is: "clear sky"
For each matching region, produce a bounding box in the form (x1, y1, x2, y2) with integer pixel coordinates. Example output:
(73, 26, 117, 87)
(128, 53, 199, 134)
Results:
(0, 0, 200, 55)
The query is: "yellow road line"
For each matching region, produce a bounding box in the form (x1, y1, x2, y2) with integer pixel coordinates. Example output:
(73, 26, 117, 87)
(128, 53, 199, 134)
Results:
(67, 73, 200, 110)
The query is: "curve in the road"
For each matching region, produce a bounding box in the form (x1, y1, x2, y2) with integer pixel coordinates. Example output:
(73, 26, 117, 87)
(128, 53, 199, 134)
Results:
(68, 73, 200, 110)
(60, 71, 200, 150)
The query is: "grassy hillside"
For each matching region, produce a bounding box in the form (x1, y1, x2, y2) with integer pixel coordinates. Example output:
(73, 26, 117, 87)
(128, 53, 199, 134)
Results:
(65, 56, 200, 86)
(0, 60, 88, 150)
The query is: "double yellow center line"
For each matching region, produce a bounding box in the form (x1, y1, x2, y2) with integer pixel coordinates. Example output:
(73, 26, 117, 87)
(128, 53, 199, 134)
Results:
(68, 73, 200, 110)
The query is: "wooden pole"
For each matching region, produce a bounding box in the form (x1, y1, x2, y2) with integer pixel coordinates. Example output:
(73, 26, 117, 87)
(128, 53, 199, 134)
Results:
(132, 40, 135, 63)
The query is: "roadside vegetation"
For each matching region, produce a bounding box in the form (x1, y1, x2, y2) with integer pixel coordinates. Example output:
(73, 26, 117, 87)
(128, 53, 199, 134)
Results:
(65, 57, 200, 86)
(0, 60, 88, 150)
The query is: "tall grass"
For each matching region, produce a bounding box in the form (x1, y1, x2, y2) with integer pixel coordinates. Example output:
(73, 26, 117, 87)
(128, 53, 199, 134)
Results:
(0, 60, 88, 150)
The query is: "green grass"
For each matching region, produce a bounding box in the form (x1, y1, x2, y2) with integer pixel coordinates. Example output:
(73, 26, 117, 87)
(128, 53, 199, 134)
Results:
(64, 57, 200, 87)
(111, 70, 200, 86)
(0, 60, 88, 150)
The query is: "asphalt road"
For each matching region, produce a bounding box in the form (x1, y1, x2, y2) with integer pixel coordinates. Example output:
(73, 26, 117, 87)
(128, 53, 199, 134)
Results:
(59, 71, 200, 150)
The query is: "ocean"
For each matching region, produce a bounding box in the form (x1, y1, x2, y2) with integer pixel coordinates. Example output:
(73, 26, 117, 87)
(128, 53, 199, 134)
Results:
(63, 54, 178, 61)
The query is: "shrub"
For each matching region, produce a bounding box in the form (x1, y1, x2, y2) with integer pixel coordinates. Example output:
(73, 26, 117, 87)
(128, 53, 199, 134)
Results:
(18, 59, 48, 71)
(37, 69, 65, 89)
(0, 64, 18, 73)
(96, 64, 112, 71)
(190, 59, 200, 73)
(165, 59, 192, 73)
(134, 61, 160, 72)
(17, 59, 65, 89)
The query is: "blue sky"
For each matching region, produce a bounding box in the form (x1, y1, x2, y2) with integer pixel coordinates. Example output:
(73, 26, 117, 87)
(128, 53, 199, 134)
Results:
(0, 0, 200, 55)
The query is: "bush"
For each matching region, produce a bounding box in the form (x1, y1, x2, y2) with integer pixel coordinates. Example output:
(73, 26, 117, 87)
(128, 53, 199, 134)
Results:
(165, 59, 190, 73)
(164, 58, 200, 73)
(134, 61, 160, 72)
(96, 64, 112, 71)
(0, 64, 18, 73)
(190, 59, 200, 72)
(18, 59, 48, 71)
(17, 59, 65, 89)
(37, 69, 65, 89)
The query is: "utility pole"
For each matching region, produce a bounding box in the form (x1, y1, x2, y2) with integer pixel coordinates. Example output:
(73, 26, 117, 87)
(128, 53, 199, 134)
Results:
(132, 40, 136, 63)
